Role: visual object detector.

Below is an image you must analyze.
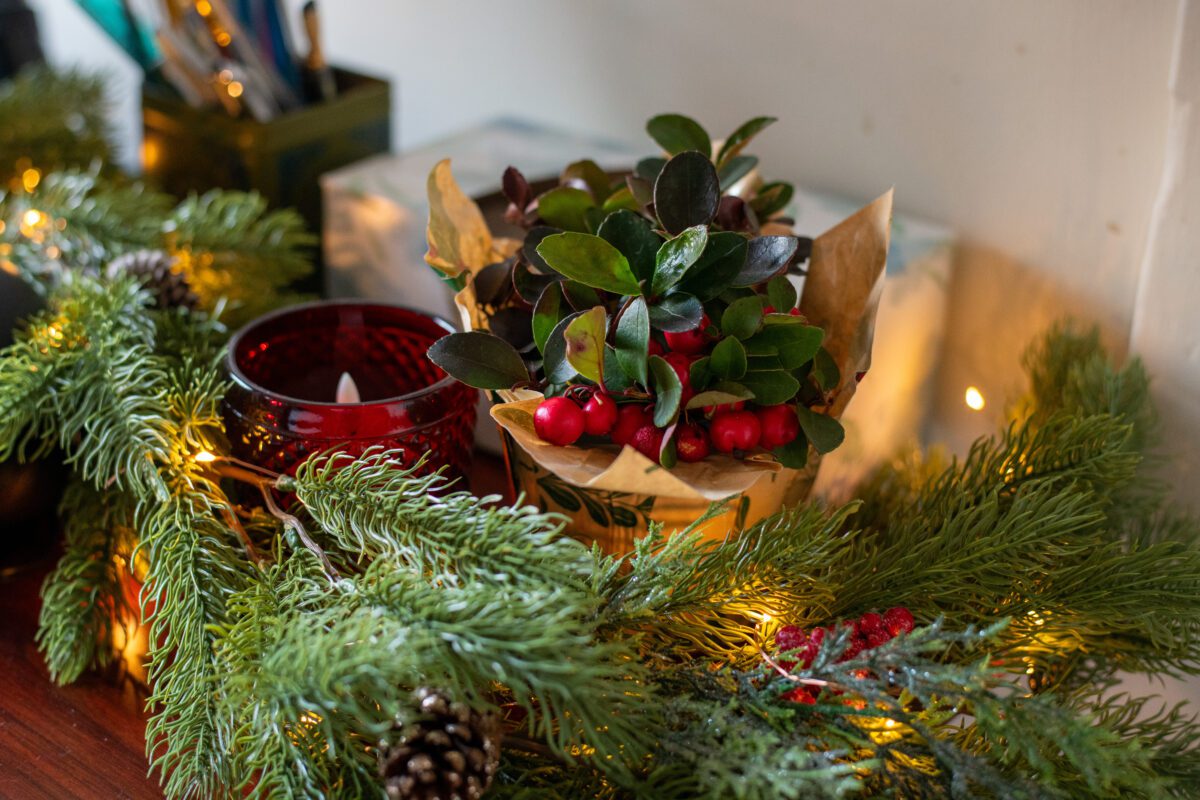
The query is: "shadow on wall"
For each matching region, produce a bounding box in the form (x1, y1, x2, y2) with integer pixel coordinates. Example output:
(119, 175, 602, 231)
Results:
(929, 241, 1131, 453)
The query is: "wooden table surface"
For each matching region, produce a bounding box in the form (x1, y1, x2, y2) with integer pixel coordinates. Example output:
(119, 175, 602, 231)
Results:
(0, 453, 510, 800)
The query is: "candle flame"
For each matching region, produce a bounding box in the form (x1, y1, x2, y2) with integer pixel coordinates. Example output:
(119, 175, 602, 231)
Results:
(336, 372, 362, 404)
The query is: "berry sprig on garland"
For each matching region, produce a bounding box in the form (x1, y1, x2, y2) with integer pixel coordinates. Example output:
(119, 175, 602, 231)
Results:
(2, 68, 1200, 799)
(429, 114, 842, 469)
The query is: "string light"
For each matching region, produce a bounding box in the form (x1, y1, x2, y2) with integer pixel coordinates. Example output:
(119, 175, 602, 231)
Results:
(964, 386, 986, 411)
(194, 450, 217, 463)
(21, 168, 40, 192)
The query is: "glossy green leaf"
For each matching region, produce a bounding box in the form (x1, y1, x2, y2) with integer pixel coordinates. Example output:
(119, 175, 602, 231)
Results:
(796, 405, 845, 453)
(626, 175, 654, 208)
(648, 292, 704, 332)
(536, 232, 642, 295)
(715, 116, 777, 166)
(564, 306, 607, 383)
(710, 336, 747, 380)
(532, 284, 565, 354)
(562, 280, 602, 311)
(603, 346, 634, 394)
(689, 356, 712, 392)
(522, 226, 559, 273)
(427, 332, 527, 390)
(749, 181, 794, 218)
(646, 113, 711, 156)
(537, 186, 595, 231)
(739, 370, 800, 405)
(733, 235, 799, 286)
(676, 232, 748, 302)
(767, 275, 798, 312)
(659, 432, 678, 469)
(648, 354, 682, 427)
(543, 311, 584, 383)
(651, 225, 708, 297)
(598, 210, 661, 285)
(512, 259, 557, 303)
(773, 432, 809, 469)
(812, 346, 840, 392)
(717, 155, 758, 190)
(686, 384, 755, 410)
(654, 151, 720, 235)
(635, 157, 667, 182)
(750, 322, 824, 369)
(721, 295, 764, 340)
(562, 159, 612, 201)
(601, 186, 640, 214)
(614, 296, 650, 387)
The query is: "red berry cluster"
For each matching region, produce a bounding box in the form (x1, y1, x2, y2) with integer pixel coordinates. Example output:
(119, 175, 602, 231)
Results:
(772, 607, 914, 705)
(531, 314, 806, 465)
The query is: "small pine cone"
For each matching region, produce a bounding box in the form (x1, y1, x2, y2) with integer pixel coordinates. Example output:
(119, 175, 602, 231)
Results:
(379, 688, 500, 800)
(106, 250, 199, 312)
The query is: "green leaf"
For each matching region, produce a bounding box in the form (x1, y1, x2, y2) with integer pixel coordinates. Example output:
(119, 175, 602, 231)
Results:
(654, 151, 720, 235)
(659, 433, 678, 469)
(749, 181, 794, 218)
(716, 116, 777, 166)
(635, 157, 667, 182)
(562, 280, 602, 311)
(739, 370, 801, 405)
(536, 232, 642, 295)
(427, 332, 528, 390)
(651, 225, 708, 297)
(676, 232, 748, 302)
(646, 113, 711, 156)
(522, 226, 560, 273)
(710, 336, 747, 380)
(532, 284, 564, 354)
(648, 354, 682, 427)
(626, 175, 654, 208)
(598, 210, 661, 285)
(812, 346, 839, 392)
(537, 186, 596, 231)
(686, 385, 755, 410)
(717, 155, 758, 190)
(603, 346, 634, 393)
(543, 311, 584, 383)
(749, 322, 824, 369)
(721, 295, 764, 340)
(796, 405, 845, 453)
(615, 296, 650, 387)
(689, 356, 712, 392)
(733, 235, 799, 286)
(767, 275, 798, 312)
(648, 293, 704, 332)
(773, 432, 809, 469)
(562, 159, 613, 201)
(564, 306, 607, 383)
(601, 186, 639, 214)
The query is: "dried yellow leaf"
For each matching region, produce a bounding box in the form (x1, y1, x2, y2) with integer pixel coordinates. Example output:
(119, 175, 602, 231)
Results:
(424, 159, 495, 278)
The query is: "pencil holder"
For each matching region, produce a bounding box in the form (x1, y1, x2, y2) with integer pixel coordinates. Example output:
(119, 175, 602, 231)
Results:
(141, 67, 391, 290)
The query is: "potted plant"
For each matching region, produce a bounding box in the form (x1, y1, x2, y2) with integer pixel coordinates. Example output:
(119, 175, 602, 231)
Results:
(424, 114, 892, 552)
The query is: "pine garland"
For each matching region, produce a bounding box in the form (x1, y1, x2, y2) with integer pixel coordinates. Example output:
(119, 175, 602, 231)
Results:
(2, 67, 1198, 800)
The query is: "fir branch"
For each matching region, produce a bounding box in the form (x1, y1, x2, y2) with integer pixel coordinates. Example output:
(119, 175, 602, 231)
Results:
(0, 67, 112, 184)
(36, 479, 137, 684)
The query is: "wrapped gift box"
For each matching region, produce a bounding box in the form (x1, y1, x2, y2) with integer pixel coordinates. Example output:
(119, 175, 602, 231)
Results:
(321, 119, 955, 492)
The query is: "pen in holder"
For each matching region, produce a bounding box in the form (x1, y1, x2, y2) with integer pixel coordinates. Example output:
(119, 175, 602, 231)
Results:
(141, 66, 392, 292)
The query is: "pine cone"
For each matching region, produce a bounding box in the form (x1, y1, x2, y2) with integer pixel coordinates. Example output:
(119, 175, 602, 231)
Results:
(379, 688, 501, 800)
(106, 250, 199, 312)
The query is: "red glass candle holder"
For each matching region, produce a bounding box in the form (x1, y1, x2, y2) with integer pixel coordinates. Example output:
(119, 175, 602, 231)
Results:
(223, 301, 477, 483)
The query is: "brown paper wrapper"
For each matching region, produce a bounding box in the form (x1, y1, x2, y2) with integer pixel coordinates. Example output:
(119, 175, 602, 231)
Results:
(430, 163, 892, 552)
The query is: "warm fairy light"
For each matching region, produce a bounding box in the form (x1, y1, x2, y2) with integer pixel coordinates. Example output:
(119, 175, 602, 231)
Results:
(1026, 610, 1046, 627)
(21, 168, 40, 192)
(227, 81, 244, 99)
(216, 31, 232, 46)
(196, 0, 213, 15)
(964, 386, 986, 411)
(218, 69, 233, 83)
(885, 718, 897, 728)
(141, 137, 161, 170)
(194, 450, 217, 463)
(22, 208, 42, 227)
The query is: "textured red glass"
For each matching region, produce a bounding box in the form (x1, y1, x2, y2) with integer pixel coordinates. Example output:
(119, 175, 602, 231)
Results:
(223, 301, 477, 483)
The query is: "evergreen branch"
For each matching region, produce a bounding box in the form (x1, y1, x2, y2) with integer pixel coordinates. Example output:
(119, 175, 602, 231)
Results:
(0, 67, 112, 184)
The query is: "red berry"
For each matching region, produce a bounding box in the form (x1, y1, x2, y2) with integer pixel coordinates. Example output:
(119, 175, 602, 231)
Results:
(774, 625, 806, 670)
(856, 612, 886, 637)
(534, 397, 585, 446)
(611, 404, 652, 446)
(581, 392, 618, 436)
(884, 606, 915, 636)
(663, 314, 711, 355)
(763, 305, 802, 316)
(837, 637, 864, 663)
(782, 686, 817, 705)
(647, 339, 665, 357)
(631, 424, 664, 463)
(756, 404, 800, 449)
(865, 629, 891, 649)
(675, 423, 710, 463)
(709, 410, 761, 453)
(662, 351, 694, 405)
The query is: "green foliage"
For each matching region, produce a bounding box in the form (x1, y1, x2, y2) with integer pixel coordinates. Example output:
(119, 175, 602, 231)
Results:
(0, 67, 112, 184)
